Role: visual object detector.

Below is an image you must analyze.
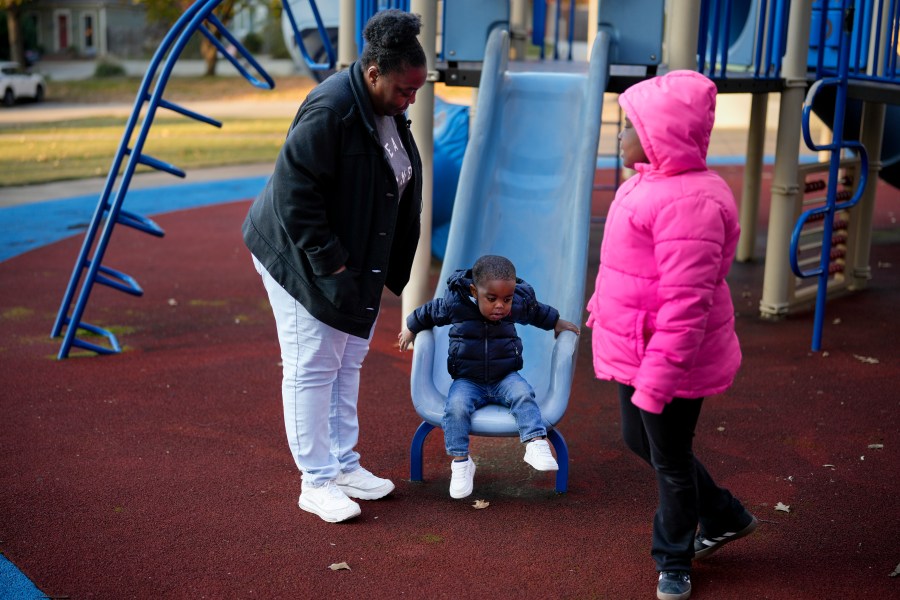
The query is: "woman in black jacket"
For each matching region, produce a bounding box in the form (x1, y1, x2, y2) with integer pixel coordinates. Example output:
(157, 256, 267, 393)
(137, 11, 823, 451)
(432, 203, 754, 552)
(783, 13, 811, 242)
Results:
(242, 9, 426, 523)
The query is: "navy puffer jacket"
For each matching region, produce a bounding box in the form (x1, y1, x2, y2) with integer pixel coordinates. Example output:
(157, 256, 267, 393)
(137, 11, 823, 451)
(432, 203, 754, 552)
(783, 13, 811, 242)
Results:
(406, 269, 560, 384)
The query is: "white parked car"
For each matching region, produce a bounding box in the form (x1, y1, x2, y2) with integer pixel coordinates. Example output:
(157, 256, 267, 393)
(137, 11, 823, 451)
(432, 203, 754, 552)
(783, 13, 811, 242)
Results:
(0, 61, 46, 106)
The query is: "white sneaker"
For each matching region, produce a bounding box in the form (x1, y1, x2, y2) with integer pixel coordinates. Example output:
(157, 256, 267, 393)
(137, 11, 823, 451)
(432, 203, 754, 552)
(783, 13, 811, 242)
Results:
(449, 458, 476, 499)
(298, 480, 361, 523)
(524, 438, 559, 471)
(335, 466, 395, 500)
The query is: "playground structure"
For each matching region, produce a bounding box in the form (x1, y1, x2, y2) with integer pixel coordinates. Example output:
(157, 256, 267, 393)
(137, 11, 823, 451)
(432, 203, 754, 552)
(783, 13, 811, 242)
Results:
(410, 28, 609, 493)
(51, 0, 899, 361)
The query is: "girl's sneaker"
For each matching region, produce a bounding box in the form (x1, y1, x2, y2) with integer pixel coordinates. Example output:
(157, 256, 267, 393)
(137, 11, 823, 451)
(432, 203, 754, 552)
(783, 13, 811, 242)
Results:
(694, 511, 758, 559)
(657, 571, 691, 600)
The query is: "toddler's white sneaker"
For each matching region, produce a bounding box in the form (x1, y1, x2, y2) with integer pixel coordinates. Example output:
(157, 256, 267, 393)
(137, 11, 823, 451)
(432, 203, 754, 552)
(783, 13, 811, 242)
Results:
(524, 438, 559, 471)
(449, 458, 476, 499)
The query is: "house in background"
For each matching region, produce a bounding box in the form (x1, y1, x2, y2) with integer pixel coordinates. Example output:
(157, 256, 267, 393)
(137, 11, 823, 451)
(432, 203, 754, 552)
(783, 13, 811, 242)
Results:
(19, 0, 154, 59)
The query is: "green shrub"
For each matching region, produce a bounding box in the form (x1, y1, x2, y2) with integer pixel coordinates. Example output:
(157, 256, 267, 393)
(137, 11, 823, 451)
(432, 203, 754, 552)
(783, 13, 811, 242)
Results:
(94, 59, 126, 78)
(242, 32, 263, 54)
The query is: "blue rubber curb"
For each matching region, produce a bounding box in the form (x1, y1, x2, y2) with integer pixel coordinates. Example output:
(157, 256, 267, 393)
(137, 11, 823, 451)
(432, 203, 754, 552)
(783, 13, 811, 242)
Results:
(0, 554, 43, 600)
(0, 176, 266, 263)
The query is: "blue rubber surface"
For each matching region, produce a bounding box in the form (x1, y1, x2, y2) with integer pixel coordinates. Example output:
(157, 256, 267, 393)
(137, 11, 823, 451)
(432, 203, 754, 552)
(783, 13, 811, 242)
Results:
(0, 177, 266, 263)
(0, 555, 42, 600)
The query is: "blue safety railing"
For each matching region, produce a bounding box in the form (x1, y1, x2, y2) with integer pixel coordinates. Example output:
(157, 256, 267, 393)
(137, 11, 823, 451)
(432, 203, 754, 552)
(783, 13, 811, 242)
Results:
(698, 0, 790, 79)
(357, 0, 410, 55)
(810, 0, 899, 82)
(532, 0, 576, 61)
(50, 0, 287, 359)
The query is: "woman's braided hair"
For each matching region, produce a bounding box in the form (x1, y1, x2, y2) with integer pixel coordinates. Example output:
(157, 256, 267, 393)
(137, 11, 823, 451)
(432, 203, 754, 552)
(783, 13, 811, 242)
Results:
(360, 9, 426, 76)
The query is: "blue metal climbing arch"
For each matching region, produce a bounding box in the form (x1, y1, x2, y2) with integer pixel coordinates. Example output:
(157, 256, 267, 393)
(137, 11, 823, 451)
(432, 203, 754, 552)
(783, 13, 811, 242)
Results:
(50, 0, 333, 359)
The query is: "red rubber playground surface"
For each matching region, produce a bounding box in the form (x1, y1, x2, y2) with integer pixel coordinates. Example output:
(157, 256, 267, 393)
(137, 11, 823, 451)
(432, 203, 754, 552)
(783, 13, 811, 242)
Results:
(1, 166, 898, 599)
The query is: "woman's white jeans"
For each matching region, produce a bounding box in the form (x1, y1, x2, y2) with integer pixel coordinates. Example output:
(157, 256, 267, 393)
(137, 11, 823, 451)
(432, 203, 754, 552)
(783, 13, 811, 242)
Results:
(253, 256, 373, 486)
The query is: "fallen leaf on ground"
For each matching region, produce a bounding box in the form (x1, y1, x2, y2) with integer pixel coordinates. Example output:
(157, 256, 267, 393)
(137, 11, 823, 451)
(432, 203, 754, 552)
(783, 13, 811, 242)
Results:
(853, 354, 880, 364)
(889, 562, 900, 577)
(472, 499, 490, 509)
(328, 562, 351, 571)
(775, 502, 791, 513)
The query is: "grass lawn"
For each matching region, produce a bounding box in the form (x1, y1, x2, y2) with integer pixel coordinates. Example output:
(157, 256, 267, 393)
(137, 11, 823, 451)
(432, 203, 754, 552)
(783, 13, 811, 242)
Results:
(0, 75, 317, 187)
(2, 74, 473, 188)
(1, 116, 290, 187)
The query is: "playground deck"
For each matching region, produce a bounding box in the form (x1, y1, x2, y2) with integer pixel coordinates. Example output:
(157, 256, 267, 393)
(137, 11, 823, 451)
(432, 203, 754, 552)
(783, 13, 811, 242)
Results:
(1, 166, 898, 599)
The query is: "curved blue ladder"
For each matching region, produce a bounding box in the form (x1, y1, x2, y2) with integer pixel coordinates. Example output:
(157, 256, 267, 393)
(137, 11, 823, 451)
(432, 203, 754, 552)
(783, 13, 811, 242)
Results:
(50, 0, 336, 359)
(792, 0, 873, 352)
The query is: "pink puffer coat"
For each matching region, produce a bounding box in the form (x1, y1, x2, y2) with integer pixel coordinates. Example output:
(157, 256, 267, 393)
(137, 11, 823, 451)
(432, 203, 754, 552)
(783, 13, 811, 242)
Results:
(585, 70, 742, 414)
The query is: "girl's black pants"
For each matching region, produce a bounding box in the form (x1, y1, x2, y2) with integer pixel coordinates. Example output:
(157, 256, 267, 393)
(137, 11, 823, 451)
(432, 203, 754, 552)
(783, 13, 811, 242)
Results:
(618, 383, 747, 572)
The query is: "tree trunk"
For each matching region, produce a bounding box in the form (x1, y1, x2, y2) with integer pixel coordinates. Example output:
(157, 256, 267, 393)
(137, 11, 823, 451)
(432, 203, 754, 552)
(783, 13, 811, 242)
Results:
(200, 34, 218, 76)
(6, 5, 25, 67)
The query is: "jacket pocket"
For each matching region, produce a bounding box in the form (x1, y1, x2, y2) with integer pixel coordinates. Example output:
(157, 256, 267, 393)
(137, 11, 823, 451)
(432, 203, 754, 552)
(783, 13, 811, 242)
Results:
(634, 310, 651, 362)
(314, 269, 361, 313)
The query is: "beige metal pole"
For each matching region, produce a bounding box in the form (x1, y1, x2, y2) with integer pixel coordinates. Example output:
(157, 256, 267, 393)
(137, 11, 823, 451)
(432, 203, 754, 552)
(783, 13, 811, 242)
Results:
(337, 0, 356, 71)
(403, 0, 437, 321)
(849, 0, 892, 291)
(587, 0, 598, 60)
(847, 102, 886, 290)
(510, 0, 529, 60)
(737, 93, 769, 262)
(666, 0, 701, 70)
(759, 0, 813, 318)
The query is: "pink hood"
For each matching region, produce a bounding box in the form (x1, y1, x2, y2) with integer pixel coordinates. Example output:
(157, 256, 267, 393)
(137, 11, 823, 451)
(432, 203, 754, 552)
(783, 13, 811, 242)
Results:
(586, 71, 741, 414)
(619, 70, 716, 177)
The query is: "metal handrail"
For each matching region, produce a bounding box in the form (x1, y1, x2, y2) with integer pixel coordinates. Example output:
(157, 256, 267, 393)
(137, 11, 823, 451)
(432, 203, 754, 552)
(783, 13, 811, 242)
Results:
(792, 0, 871, 351)
(282, 0, 336, 72)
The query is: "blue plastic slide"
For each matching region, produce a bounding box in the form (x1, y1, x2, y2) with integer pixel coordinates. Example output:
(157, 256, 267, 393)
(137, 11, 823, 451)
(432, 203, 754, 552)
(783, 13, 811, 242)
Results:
(408, 28, 610, 492)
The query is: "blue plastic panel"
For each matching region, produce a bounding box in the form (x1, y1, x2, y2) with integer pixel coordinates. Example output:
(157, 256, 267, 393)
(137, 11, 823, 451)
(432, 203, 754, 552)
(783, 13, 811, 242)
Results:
(442, 0, 509, 61)
(598, 0, 663, 66)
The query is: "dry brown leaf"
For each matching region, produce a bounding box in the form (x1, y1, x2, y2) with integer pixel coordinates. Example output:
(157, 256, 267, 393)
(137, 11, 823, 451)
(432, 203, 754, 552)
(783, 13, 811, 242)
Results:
(328, 562, 351, 571)
(472, 499, 490, 509)
(853, 354, 880, 364)
(775, 502, 791, 513)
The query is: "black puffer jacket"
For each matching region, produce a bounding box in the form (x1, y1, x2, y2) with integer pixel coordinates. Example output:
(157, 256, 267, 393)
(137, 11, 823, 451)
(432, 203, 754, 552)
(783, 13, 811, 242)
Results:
(406, 269, 560, 384)
(242, 61, 422, 339)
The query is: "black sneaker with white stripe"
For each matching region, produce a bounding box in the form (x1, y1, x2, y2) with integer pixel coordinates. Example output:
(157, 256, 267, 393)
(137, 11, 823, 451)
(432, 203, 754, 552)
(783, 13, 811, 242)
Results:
(694, 511, 758, 559)
(657, 570, 691, 600)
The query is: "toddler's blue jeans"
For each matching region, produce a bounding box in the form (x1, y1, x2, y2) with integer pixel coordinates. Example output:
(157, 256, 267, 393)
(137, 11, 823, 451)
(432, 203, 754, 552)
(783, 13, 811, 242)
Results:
(442, 372, 546, 456)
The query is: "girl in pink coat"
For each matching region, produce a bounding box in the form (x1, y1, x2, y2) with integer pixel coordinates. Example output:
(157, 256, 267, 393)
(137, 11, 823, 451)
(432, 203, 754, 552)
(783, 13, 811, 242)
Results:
(586, 71, 757, 600)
